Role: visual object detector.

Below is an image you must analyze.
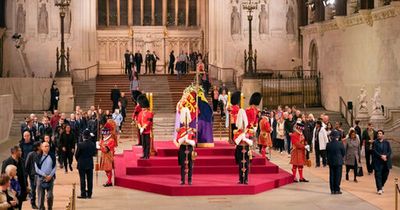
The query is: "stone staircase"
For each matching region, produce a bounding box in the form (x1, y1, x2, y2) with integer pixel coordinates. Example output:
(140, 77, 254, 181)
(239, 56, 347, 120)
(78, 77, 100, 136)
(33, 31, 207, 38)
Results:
(303, 107, 351, 132)
(73, 79, 96, 111)
(94, 74, 231, 140)
(9, 111, 45, 140)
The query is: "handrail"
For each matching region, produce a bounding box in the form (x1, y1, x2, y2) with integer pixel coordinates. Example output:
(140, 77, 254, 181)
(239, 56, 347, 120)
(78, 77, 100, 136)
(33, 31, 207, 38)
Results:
(339, 96, 354, 127)
(65, 183, 76, 210)
(394, 177, 400, 210)
(71, 62, 99, 83)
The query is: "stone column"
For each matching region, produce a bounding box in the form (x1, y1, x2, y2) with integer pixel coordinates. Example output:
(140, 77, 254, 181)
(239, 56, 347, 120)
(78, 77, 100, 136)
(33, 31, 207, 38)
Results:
(141, 0, 144, 25)
(185, 0, 189, 27)
(128, 0, 133, 25)
(175, 0, 178, 26)
(117, 0, 121, 25)
(162, 0, 167, 25)
(151, 0, 155, 25)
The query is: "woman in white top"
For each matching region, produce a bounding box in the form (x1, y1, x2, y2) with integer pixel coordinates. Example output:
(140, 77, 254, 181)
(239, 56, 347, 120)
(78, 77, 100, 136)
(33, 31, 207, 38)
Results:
(218, 89, 228, 119)
(276, 115, 286, 153)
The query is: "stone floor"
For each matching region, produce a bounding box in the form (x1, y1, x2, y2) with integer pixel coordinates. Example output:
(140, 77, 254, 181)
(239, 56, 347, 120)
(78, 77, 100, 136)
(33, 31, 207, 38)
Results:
(0, 137, 396, 210)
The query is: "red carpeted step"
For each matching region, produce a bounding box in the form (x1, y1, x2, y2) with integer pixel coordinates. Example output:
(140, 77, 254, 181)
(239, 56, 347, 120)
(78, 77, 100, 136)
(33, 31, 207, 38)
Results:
(114, 173, 293, 196)
(157, 147, 236, 157)
(137, 156, 267, 166)
(114, 141, 294, 196)
(126, 164, 279, 175)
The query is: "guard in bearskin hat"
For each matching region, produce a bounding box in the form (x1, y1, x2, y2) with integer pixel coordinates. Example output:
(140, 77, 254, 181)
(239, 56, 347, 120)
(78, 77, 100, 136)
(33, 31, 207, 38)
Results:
(233, 108, 254, 184)
(137, 94, 154, 159)
(175, 107, 196, 185)
(228, 91, 241, 143)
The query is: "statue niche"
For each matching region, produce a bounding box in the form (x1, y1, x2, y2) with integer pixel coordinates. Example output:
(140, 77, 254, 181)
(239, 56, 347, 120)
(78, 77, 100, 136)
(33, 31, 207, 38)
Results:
(16, 4, 26, 34)
(38, 3, 49, 34)
(231, 6, 241, 35)
(259, 4, 269, 34)
(286, 5, 295, 35)
(64, 8, 72, 34)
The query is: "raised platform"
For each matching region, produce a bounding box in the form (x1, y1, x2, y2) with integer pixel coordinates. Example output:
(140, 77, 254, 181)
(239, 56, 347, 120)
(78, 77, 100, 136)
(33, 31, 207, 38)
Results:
(114, 141, 293, 196)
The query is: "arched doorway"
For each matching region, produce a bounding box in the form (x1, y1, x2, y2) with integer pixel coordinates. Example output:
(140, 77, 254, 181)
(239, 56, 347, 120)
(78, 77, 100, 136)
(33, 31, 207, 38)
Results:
(309, 40, 318, 75)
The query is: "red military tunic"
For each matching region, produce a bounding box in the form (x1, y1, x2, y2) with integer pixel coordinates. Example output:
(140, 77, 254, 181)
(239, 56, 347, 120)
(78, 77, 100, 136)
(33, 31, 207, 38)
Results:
(175, 127, 196, 146)
(137, 109, 154, 135)
(99, 136, 116, 171)
(132, 104, 142, 121)
(258, 117, 272, 147)
(233, 129, 254, 145)
(229, 105, 240, 124)
(245, 106, 259, 128)
(290, 131, 306, 166)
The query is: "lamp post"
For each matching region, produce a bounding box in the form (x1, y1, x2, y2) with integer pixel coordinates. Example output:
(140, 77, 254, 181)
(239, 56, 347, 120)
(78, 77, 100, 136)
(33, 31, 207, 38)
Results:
(55, 0, 71, 77)
(242, 0, 259, 75)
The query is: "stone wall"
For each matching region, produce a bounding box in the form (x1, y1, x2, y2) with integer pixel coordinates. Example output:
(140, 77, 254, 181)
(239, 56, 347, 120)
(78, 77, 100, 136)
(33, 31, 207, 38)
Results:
(0, 78, 53, 110)
(3, 0, 97, 77)
(0, 94, 13, 144)
(208, 0, 300, 82)
(301, 4, 400, 113)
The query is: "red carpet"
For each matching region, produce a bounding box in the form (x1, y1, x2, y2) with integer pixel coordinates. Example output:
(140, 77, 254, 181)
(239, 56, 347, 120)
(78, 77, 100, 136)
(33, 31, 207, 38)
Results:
(114, 141, 293, 196)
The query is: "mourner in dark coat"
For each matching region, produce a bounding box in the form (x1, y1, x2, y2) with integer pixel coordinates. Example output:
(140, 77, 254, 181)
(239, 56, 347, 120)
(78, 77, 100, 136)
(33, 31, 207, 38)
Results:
(326, 132, 345, 195)
(373, 130, 392, 195)
(75, 130, 97, 199)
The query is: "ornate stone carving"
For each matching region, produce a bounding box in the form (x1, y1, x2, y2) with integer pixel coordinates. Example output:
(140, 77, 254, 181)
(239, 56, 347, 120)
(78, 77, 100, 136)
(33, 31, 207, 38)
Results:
(16, 4, 26, 34)
(371, 87, 383, 115)
(347, 0, 359, 15)
(358, 87, 368, 112)
(301, 4, 400, 35)
(360, 10, 374, 27)
(38, 3, 49, 34)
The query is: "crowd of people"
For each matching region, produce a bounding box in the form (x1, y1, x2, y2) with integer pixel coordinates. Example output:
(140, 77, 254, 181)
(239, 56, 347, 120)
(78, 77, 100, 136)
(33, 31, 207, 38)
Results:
(124, 49, 206, 80)
(227, 101, 393, 195)
(0, 105, 122, 210)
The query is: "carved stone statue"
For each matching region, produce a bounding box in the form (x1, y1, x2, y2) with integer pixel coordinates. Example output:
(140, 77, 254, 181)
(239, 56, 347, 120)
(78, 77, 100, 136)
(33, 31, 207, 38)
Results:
(16, 4, 26, 34)
(231, 6, 241, 35)
(286, 5, 295, 35)
(64, 8, 72, 34)
(259, 4, 269, 34)
(347, 0, 359, 14)
(358, 87, 368, 112)
(38, 3, 49, 34)
(371, 87, 383, 115)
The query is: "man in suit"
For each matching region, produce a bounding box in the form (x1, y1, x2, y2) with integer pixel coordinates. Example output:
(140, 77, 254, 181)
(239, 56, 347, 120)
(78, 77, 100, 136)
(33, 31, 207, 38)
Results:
(151, 51, 160, 74)
(362, 123, 377, 174)
(168, 50, 175, 75)
(373, 130, 392, 195)
(124, 50, 131, 75)
(326, 129, 345, 195)
(22, 118, 37, 142)
(134, 50, 143, 75)
(145, 50, 151, 74)
(75, 129, 97, 199)
(111, 86, 121, 113)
